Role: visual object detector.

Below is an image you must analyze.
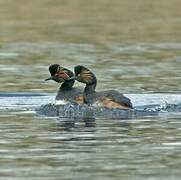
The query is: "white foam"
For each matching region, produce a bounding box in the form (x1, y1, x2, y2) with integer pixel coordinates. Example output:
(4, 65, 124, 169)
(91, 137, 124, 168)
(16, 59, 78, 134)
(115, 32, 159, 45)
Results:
(55, 99, 68, 105)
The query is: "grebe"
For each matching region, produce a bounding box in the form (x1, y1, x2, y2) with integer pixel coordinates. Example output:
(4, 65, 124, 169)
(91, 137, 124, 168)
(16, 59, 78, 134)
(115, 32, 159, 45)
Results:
(45, 64, 83, 104)
(72, 65, 133, 109)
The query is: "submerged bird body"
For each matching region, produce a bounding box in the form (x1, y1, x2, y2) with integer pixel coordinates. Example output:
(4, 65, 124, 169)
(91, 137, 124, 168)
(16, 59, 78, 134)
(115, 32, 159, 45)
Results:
(85, 90, 133, 109)
(45, 64, 83, 104)
(73, 65, 133, 109)
(56, 86, 83, 104)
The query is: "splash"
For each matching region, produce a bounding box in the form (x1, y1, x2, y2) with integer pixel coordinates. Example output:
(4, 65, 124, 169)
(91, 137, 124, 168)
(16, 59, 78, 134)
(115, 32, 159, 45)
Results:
(36, 102, 181, 119)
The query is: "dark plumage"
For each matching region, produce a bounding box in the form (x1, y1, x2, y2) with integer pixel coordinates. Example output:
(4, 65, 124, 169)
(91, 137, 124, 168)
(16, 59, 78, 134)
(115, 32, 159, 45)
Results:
(74, 65, 133, 109)
(45, 64, 83, 104)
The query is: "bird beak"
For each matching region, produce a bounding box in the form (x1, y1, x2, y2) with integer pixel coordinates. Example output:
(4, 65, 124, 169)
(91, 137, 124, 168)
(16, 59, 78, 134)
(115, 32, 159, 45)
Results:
(45, 77, 52, 81)
(67, 76, 76, 80)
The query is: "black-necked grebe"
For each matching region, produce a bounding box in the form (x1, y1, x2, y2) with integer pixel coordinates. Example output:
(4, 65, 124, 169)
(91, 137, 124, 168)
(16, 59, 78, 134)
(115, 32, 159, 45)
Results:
(73, 65, 133, 109)
(45, 64, 83, 104)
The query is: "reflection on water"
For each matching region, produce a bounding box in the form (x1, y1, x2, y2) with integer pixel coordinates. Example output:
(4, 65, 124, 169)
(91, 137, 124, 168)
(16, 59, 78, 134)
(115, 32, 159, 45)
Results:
(0, 0, 181, 179)
(0, 112, 181, 179)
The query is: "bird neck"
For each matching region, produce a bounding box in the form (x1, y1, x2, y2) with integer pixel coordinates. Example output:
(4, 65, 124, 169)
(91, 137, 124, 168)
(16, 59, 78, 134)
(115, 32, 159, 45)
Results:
(60, 79, 75, 90)
(83, 81, 97, 104)
(84, 81, 96, 95)
(84, 77, 97, 95)
(83, 83, 96, 104)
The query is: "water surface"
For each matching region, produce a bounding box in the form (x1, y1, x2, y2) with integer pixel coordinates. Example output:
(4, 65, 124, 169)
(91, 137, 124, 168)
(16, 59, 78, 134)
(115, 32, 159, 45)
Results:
(0, 0, 181, 179)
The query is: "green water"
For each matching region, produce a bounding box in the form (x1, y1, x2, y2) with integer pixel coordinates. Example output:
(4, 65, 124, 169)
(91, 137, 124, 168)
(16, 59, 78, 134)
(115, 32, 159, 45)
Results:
(0, 0, 181, 179)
